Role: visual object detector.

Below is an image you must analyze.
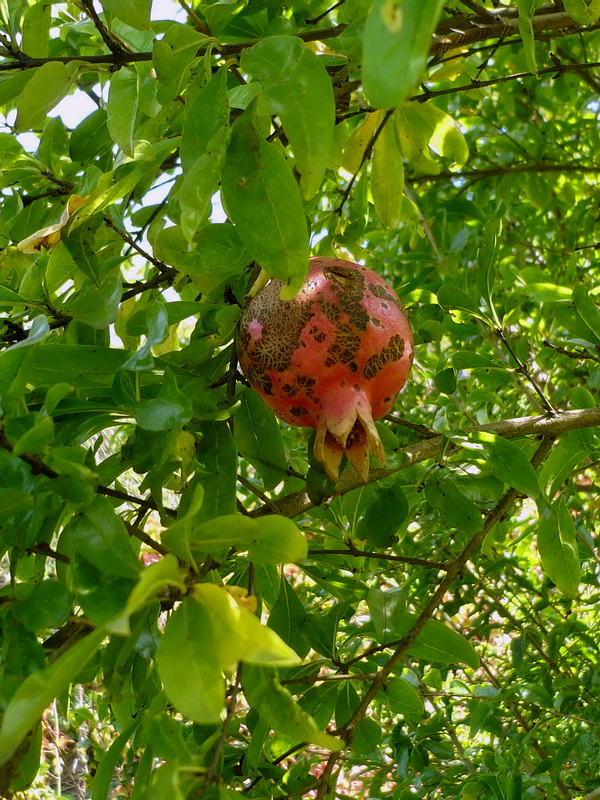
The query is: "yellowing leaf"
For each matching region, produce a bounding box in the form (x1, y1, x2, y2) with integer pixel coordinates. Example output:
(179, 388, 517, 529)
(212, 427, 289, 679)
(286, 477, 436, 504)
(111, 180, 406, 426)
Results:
(342, 112, 379, 174)
(17, 195, 88, 254)
(404, 102, 468, 170)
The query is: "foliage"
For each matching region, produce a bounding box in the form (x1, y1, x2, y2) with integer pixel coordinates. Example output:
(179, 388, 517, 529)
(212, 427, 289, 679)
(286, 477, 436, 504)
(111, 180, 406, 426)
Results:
(1, 0, 600, 798)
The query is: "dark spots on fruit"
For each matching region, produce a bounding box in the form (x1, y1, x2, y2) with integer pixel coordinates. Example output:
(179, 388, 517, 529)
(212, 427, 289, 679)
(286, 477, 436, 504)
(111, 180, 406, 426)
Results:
(308, 325, 327, 343)
(247, 364, 273, 396)
(384, 396, 391, 402)
(363, 334, 406, 379)
(290, 406, 309, 417)
(282, 383, 298, 397)
(370, 316, 383, 328)
(349, 361, 358, 373)
(238, 278, 315, 373)
(353, 384, 360, 392)
(319, 299, 341, 322)
(324, 321, 360, 367)
(368, 281, 403, 309)
(329, 268, 370, 331)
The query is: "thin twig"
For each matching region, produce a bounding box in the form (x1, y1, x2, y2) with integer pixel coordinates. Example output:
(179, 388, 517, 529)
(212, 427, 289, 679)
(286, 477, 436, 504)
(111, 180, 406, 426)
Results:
(494, 327, 556, 415)
(79, 0, 130, 55)
(335, 109, 394, 217)
(237, 474, 278, 513)
(309, 549, 448, 570)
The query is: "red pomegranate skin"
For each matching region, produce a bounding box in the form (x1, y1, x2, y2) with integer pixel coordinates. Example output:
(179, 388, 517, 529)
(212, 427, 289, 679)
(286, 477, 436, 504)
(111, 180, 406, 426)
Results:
(236, 257, 413, 480)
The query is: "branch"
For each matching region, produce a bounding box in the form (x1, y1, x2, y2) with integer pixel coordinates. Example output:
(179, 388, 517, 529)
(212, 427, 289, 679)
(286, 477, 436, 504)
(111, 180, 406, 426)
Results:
(79, 0, 130, 56)
(253, 407, 600, 519)
(0, 9, 594, 73)
(309, 548, 448, 570)
(410, 162, 600, 184)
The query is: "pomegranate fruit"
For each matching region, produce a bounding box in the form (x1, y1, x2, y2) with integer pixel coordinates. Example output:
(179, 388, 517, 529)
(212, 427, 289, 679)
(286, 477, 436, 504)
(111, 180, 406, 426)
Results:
(236, 257, 413, 481)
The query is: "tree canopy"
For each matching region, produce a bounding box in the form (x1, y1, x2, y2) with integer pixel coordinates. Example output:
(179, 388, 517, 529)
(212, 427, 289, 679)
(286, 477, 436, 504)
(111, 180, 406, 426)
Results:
(1, 0, 600, 798)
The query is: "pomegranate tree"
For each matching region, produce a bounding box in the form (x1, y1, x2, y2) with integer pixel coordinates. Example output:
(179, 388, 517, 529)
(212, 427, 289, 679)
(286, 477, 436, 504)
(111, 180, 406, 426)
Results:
(236, 257, 413, 481)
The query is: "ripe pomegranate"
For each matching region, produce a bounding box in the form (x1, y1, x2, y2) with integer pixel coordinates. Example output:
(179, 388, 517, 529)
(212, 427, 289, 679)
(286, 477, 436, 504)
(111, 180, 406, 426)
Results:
(236, 257, 413, 481)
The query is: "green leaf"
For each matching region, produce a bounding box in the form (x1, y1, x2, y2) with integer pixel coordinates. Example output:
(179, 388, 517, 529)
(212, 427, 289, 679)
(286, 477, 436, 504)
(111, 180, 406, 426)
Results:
(371, 112, 404, 228)
(380, 677, 424, 716)
(221, 104, 309, 297)
(538, 434, 589, 498)
(0, 70, 35, 108)
(367, 585, 406, 644)
(0, 488, 34, 516)
(267, 574, 310, 658)
(403, 615, 480, 668)
(21, 0, 51, 58)
(468, 432, 539, 498)
(61, 212, 103, 283)
(234, 390, 287, 489)
(363, 0, 444, 109)
(12, 415, 54, 457)
(517, 0, 538, 75)
(241, 35, 335, 199)
(180, 68, 230, 171)
(13, 581, 72, 632)
(180, 130, 230, 243)
(452, 352, 503, 370)
(0, 627, 105, 765)
(180, 69, 230, 243)
(243, 665, 343, 750)
(180, 224, 250, 290)
(156, 595, 226, 724)
(99, 0, 151, 30)
(135, 369, 193, 431)
(0, 284, 36, 307)
(537, 498, 581, 599)
(25, 344, 130, 387)
(555, 302, 600, 345)
(153, 23, 211, 101)
(107, 68, 139, 157)
(160, 484, 204, 564)
(355, 483, 408, 547)
(434, 366, 457, 394)
(64, 275, 122, 330)
(15, 62, 73, 131)
(564, 0, 600, 23)
(91, 721, 139, 800)
(68, 158, 173, 232)
(190, 513, 260, 554)
(424, 474, 483, 533)
(195, 421, 238, 522)
(106, 554, 185, 636)
(437, 284, 490, 323)
(64, 496, 142, 579)
(573, 283, 600, 342)
(249, 515, 308, 566)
